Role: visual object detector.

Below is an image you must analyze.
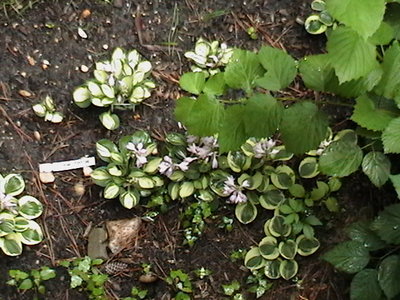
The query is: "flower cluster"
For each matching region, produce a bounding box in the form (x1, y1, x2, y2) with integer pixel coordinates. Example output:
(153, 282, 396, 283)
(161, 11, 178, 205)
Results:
(222, 176, 249, 204)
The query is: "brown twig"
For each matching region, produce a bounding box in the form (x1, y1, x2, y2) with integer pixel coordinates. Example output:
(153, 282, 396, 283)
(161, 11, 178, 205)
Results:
(0, 105, 33, 142)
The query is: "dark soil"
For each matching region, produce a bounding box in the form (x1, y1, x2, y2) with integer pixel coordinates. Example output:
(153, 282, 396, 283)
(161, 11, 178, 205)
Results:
(0, 1, 394, 300)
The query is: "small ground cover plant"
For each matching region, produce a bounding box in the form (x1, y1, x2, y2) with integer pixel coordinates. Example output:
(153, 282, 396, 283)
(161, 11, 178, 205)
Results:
(0, 173, 43, 256)
(32, 95, 63, 123)
(73, 47, 155, 130)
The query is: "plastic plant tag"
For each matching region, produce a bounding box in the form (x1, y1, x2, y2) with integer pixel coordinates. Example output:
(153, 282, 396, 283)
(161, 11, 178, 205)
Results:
(39, 157, 96, 173)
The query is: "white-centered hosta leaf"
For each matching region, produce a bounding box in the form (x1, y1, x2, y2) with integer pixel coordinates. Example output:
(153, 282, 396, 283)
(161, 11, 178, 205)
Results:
(361, 151, 391, 187)
(326, 0, 385, 38)
(99, 111, 120, 130)
(327, 27, 376, 83)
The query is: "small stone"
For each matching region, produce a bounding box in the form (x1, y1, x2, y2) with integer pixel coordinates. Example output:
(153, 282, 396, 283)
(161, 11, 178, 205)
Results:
(74, 182, 85, 196)
(80, 65, 89, 73)
(78, 27, 88, 39)
(83, 166, 93, 176)
(39, 172, 55, 183)
(80, 9, 91, 19)
(113, 0, 123, 8)
(41, 64, 48, 70)
(27, 55, 36, 66)
(20, 71, 27, 78)
(18, 90, 32, 97)
(102, 44, 109, 50)
(139, 274, 158, 283)
(88, 227, 109, 260)
(33, 131, 41, 141)
(106, 218, 141, 253)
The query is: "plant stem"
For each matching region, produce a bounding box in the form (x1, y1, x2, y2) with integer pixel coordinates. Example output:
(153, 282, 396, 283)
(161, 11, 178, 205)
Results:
(276, 97, 353, 107)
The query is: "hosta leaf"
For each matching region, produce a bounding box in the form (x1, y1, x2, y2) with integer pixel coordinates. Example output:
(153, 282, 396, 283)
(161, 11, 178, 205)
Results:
(382, 117, 400, 153)
(18, 196, 43, 219)
(259, 236, 279, 260)
(351, 95, 398, 131)
(256, 46, 297, 91)
(264, 260, 281, 279)
(235, 201, 257, 224)
(279, 259, 298, 280)
(219, 105, 247, 152)
(378, 255, 400, 299)
(370, 203, 400, 244)
(99, 111, 120, 130)
(296, 235, 320, 256)
(326, 0, 385, 38)
(280, 101, 328, 154)
(327, 27, 376, 83)
(4, 174, 25, 196)
(183, 94, 224, 137)
(361, 151, 391, 187)
(0, 234, 23, 256)
(278, 240, 298, 260)
(322, 240, 370, 274)
(244, 247, 265, 270)
(224, 49, 264, 93)
(319, 140, 363, 177)
(269, 215, 291, 237)
(375, 42, 400, 102)
(179, 72, 206, 95)
(347, 221, 386, 251)
(243, 93, 283, 139)
(298, 157, 319, 178)
(351, 269, 382, 300)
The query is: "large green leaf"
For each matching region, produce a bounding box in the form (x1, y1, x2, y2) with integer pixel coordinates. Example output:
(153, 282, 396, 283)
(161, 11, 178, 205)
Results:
(390, 173, 400, 199)
(350, 269, 383, 300)
(374, 42, 400, 102)
(179, 72, 206, 95)
(371, 203, 400, 244)
(298, 54, 335, 92)
(183, 94, 225, 137)
(256, 46, 297, 91)
(326, 0, 385, 38)
(327, 27, 377, 83)
(224, 49, 264, 93)
(386, 3, 400, 40)
(347, 221, 386, 251)
(378, 255, 400, 298)
(382, 117, 400, 153)
(351, 95, 398, 131)
(361, 151, 391, 187)
(243, 93, 283, 139)
(319, 140, 363, 177)
(174, 96, 195, 125)
(369, 22, 395, 45)
(322, 240, 370, 274)
(219, 105, 247, 153)
(280, 101, 328, 154)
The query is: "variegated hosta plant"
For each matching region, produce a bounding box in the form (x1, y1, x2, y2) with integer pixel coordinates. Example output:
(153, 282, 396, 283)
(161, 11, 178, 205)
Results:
(0, 173, 43, 256)
(184, 38, 233, 76)
(73, 47, 155, 130)
(32, 95, 64, 123)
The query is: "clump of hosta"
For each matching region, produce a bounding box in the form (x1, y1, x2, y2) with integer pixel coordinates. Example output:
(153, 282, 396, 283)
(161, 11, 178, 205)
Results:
(304, 0, 334, 35)
(184, 38, 233, 76)
(73, 47, 155, 130)
(0, 173, 43, 256)
(32, 95, 63, 123)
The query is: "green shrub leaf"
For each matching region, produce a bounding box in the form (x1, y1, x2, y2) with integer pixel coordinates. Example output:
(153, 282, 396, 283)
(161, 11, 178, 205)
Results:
(347, 221, 386, 251)
(390, 173, 400, 199)
(322, 240, 370, 274)
(280, 101, 328, 154)
(382, 117, 400, 153)
(361, 151, 391, 187)
(326, 0, 385, 38)
(319, 140, 363, 177)
(219, 105, 247, 152)
(351, 269, 382, 300)
(174, 96, 195, 125)
(298, 54, 334, 92)
(370, 203, 400, 244)
(369, 22, 395, 45)
(327, 27, 376, 83)
(179, 72, 206, 95)
(256, 46, 297, 91)
(378, 255, 400, 298)
(224, 49, 264, 93)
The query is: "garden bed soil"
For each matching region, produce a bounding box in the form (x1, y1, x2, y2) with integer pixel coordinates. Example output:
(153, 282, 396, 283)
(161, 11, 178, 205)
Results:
(0, 1, 392, 299)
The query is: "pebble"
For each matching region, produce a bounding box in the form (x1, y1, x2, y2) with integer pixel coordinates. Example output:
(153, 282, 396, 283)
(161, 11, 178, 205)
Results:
(102, 44, 109, 50)
(78, 27, 88, 39)
(80, 64, 89, 73)
(18, 90, 32, 97)
(80, 9, 91, 19)
(139, 274, 158, 283)
(33, 131, 41, 141)
(74, 182, 85, 196)
(39, 172, 55, 183)
(83, 166, 93, 176)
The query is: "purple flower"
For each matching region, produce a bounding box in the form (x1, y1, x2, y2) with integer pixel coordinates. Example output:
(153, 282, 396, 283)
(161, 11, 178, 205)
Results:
(253, 138, 278, 158)
(126, 142, 148, 167)
(222, 176, 248, 203)
(0, 191, 17, 212)
(159, 156, 197, 177)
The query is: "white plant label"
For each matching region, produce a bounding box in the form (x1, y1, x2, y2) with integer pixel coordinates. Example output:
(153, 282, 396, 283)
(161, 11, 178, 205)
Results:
(39, 157, 96, 173)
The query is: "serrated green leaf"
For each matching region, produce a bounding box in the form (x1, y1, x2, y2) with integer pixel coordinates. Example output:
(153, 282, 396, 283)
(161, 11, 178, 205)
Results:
(224, 49, 264, 93)
(179, 72, 206, 95)
(174, 96, 195, 125)
(386, 3, 400, 40)
(371, 203, 400, 244)
(326, 0, 385, 38)
(219, 105, 247, 152)
(319, 140, 363, 177)
(203, 73, 226, 96)
(351, 95, 397, 131)
(298, 54, 335, 92)
(351, 269, 382, 300)
(390, 173, 400, 199)
(256, 46, 297, 91)
(361, 151, 391, 187)
(369, 21, 395, 45)
(280, 101, 328, 154)
(382, 117, 400, 153)
(322, 240, 370, 274)
(243, 93, 283, 139)
(378, 255, 400, 298)
(184, 94, 224, 137)
(327, 27, 377, 83)
(375, 42, 400, 102)
(347, 221, 386, 251)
